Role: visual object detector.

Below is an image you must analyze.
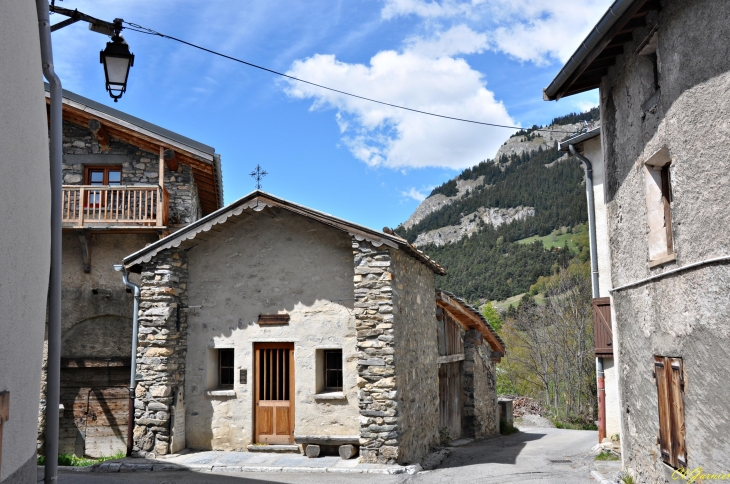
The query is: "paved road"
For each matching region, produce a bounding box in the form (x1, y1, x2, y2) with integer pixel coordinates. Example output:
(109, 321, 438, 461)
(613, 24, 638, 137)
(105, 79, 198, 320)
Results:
(46, 428, 598, 484)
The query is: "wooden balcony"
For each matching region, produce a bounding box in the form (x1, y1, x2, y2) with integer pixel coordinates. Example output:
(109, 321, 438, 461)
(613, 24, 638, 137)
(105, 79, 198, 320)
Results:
(62, 185, 169, 230)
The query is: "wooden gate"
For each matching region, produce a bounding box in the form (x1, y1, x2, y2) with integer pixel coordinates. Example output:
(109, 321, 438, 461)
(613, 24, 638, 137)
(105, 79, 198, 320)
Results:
(254, 343, 294, 444)
(59, 359, 129, 457)
(439, 361, 463, 440)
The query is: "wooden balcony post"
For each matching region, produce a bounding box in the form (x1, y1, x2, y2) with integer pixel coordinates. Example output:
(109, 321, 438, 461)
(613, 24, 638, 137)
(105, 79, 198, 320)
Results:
(158, 146, 164, 227)
(78, 186, 85, 227)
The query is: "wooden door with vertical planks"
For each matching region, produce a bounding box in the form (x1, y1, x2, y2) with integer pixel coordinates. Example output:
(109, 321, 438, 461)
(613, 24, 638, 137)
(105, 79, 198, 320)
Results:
(254, 343, 294, 444)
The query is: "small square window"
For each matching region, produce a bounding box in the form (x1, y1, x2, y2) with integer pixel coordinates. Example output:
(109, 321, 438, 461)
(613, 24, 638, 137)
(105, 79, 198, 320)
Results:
(323, 350, 343, 392)
(218, 349, 234, 388)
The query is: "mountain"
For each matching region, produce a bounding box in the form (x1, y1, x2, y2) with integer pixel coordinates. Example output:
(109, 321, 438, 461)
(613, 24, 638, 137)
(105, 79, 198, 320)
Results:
(396, 108, 599, 302)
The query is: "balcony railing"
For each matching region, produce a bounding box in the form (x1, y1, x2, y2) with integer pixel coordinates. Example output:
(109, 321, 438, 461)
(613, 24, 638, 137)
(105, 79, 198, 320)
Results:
(62, 185, 169, 229)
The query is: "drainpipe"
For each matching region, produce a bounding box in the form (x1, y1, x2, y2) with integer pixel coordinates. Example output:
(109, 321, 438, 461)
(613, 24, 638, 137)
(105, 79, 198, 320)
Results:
(568, 144, 606, 443)
(114, 264, 140, 457)
(37, 1, 63, 482)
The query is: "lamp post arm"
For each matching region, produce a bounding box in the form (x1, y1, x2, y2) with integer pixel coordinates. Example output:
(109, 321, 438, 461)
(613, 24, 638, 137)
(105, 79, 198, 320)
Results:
(49, 4, 121, 35)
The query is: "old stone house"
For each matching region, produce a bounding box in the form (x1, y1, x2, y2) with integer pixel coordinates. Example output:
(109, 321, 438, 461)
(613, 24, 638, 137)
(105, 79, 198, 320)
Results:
(121, 191, 505, 464)
(37, 86, 223, 458)
(545, 0, 730, 481)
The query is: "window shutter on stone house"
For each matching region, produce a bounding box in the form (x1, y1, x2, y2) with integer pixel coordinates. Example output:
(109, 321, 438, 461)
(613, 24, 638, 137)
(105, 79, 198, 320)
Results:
(654, 356, 687, 469)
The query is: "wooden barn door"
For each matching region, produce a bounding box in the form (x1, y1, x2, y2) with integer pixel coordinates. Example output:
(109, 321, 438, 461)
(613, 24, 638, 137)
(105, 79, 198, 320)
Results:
(254, 343, 294, 444)
(59, 359, 129, 457)
(439, 361, 463, 440)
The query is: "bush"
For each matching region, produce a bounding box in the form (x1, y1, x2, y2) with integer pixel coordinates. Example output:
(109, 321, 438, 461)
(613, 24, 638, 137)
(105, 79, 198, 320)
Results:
(38, 451, 125, 467)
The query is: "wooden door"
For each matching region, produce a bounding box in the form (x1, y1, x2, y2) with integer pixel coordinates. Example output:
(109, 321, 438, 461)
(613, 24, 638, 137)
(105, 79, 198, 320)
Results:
(59, 364, 129, 457)
(254, 343, 294, 444)
(439, 361, 463, 441)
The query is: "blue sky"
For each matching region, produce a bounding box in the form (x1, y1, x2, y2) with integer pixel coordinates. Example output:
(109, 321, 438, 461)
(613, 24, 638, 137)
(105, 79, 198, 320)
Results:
(50, 0, 610, 229)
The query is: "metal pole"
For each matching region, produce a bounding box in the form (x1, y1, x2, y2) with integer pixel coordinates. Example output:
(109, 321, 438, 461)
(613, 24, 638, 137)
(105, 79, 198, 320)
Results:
(36, 0, 63, 481)
(114, 265, 140, 456)
(568, 144, 605, 443)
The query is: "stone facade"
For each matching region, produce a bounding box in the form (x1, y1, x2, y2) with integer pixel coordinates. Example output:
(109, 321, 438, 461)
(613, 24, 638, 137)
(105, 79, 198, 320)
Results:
(462, 330, 498, 438)
(595, 1, 730, 480)
(133, 249, 189, 456)
(354, 240, 440, 465)
(61, 121, 202, 228)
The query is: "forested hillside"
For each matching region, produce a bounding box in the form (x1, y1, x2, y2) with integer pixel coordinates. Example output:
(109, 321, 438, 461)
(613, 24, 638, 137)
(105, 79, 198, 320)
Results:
(396, 108, 599, 302)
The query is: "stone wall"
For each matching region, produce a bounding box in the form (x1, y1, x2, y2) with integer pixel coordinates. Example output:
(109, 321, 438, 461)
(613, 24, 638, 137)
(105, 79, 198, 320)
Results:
(354, 240, 399, 464)
(463, 330, 498, 438)
(354, 240, 439, 465)
(391, 247, 440, 465)
(133, 249, 189, 456)
(61, 121, 202, 228)
(599, 0, 730, 480)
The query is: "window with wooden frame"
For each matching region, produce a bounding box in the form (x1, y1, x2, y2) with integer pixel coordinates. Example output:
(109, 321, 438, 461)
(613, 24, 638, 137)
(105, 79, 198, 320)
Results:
(654, 356, 687, 469)
(644, 148, 675, 267)
(218, 349, 234, 389)
(323, 350, 343, 392)
(84, 166, 122, 206)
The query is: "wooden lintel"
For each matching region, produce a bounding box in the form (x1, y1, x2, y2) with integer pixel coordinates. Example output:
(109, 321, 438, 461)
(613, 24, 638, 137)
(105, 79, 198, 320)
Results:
(437, 353, 465, 365)
(77, 230, 91, 273)
(258, 314, 291, 325)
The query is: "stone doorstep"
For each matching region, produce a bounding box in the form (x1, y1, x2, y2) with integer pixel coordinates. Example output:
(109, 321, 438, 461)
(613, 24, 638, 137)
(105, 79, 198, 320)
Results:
(79, 458, 422, 475)
(247, 444, 300, 453)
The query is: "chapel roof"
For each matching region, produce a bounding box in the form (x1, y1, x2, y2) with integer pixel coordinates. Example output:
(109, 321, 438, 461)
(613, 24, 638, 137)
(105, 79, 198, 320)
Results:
(123, 190, 446, 275)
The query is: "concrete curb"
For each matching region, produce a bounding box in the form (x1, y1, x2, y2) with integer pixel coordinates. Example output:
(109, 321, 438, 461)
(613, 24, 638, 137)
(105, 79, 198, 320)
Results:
(89, 461, 422, 475)
(591, 469, 613, 484)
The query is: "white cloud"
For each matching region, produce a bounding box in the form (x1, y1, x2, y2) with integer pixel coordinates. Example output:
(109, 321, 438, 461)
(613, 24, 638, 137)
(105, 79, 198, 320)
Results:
(284, 50, 515, 169)
(381, 0, 614, 65)
(402, 187, 428, 202)
(405, 25, 488, 57)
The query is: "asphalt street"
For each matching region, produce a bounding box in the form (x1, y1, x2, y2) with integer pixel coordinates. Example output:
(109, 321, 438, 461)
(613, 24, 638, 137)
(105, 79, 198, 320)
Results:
(44, 427, 599, 484)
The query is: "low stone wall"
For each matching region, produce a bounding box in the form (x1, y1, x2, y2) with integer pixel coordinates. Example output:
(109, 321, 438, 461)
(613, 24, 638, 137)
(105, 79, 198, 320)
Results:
(463, 330, 498, 438)
(133, 249, 189, 456)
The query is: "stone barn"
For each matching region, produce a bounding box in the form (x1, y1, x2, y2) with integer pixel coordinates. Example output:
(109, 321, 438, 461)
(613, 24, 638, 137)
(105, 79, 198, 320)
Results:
(121, 191, 504, 464)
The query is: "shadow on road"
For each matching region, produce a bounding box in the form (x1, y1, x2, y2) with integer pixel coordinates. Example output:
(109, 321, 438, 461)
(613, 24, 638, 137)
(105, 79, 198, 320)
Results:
(438, 431, 547, 469)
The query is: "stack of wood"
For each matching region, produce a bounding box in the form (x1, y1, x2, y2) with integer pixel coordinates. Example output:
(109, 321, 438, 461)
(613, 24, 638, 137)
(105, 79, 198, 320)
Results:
(510, 396, 545, 417)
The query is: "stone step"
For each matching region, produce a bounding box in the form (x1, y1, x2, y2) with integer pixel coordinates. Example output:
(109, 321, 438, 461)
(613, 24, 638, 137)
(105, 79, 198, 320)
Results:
(246, 444, 300, 454)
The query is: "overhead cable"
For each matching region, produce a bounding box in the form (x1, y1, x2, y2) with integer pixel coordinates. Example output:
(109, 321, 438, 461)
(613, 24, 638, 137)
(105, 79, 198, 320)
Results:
(123, 21, 576, 134)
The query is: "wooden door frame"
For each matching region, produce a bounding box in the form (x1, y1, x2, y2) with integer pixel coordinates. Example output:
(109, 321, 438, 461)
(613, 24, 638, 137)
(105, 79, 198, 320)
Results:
(253, 342, 295, 444)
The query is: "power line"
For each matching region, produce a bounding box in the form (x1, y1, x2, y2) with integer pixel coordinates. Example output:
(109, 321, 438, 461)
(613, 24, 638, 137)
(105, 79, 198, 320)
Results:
(123, 21, 576, 134)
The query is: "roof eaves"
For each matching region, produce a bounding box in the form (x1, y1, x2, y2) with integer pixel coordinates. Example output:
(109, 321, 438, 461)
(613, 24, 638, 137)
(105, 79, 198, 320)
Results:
(543, 0, 641, 101)
(558, 127, 602, 151)
(45, 83, 216, 159)
(437, 290, 506, 356)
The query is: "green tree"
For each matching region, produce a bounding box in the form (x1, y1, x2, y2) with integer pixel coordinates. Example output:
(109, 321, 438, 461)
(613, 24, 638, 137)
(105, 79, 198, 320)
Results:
(481, 302, 503, 332)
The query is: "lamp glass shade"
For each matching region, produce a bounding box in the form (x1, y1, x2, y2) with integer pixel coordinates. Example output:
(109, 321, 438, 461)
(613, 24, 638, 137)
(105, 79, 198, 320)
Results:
(100, 35, 134, 101)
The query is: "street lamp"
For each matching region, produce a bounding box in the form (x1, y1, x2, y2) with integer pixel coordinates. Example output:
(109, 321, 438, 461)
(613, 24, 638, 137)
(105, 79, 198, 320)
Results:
(100, 20, 134, 102)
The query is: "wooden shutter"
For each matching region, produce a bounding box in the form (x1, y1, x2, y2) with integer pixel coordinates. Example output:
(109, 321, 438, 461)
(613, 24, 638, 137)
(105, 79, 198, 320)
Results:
(593, 298, 613, 356)
(654, 356, 687, 468)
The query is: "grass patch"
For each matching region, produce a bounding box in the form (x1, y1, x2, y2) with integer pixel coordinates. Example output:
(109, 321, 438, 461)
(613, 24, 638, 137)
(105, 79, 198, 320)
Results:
(553, 419, 598, 431)
(490, 292, 544, 312)
(37, 451, 125, 467)
(516, 224, 587, 252)
(500, 420, 519, 435)
(595, 450, 620, 461)
(620, 475, 635, 484)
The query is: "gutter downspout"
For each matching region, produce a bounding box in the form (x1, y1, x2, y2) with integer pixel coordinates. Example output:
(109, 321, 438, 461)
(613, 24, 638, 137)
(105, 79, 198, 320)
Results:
(37, 1, 63, 482)
(568, 144, 606, 443)
(114, 265, 140, 457)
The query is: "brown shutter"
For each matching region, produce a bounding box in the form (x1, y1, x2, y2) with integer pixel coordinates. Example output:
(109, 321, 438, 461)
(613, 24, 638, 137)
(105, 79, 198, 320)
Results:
(654, 356, 687, 468)
(593, 298, 613, 356)
(669, 358, 687, 468)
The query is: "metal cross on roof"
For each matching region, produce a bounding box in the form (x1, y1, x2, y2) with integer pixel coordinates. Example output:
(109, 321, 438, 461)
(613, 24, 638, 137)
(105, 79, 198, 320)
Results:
(250, 164, 268, 190)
